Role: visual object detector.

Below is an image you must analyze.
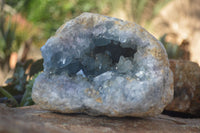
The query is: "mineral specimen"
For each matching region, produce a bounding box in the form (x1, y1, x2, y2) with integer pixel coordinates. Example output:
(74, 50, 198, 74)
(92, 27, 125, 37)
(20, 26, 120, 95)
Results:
(166, 60, 200, 116)
(32, 12, 173, 117)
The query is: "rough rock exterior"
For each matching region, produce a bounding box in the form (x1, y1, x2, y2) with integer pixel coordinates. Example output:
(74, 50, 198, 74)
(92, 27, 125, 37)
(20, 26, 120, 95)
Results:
(166, 60, 200, 116)
(32, 12, 173, 117)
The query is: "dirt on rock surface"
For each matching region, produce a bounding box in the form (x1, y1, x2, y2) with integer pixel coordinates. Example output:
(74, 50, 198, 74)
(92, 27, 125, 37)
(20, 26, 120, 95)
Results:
(0, 104, 200, 133)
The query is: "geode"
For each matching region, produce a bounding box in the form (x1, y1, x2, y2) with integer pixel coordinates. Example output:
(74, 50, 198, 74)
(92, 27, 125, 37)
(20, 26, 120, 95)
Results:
(32, 13, 173, 117)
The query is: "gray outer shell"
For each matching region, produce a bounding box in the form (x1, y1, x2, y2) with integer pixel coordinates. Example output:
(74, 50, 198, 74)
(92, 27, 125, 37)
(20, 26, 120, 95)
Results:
(32, 13, 173, 117)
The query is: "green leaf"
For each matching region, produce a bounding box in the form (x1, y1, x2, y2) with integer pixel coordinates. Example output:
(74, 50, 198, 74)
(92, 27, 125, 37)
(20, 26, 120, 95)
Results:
(20, 73, 39, 106)
(0, 87, 18, 106)
(20, 86, 34, 106)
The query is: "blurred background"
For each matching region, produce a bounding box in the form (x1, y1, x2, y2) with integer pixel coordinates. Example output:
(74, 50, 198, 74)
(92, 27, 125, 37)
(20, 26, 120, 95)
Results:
(0, 0, 199, 106)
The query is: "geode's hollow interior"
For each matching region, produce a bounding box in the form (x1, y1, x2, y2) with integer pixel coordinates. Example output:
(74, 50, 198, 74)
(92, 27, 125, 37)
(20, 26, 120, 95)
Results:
(93, 41, 136, 64)
(51, 38, 137, 80)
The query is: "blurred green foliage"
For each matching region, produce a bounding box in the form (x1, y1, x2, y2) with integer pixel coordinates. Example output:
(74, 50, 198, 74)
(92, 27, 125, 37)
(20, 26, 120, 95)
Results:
(0, 86, 18, 107)
(130, 0, 172, 26)
(0, 7, 16, 62)
(20, 72, 40, 106)
(0, 72, 39, 107)
(6, 0, 120, 38)
(5, 0, 173, 38)
(5, 60, 33, 92)
(160, 34, 183, 59)
(0, 0, 40, 66)
(0, 59, 43, 107)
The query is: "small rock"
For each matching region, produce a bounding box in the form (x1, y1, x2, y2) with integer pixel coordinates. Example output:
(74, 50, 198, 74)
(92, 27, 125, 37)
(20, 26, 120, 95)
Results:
(166, 59, 200, 116)
(32, 12, 173, 117)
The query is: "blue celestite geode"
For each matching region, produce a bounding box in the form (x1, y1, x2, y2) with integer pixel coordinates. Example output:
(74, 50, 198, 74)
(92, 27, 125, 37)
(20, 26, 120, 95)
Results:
(32, 12, 173, 117)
